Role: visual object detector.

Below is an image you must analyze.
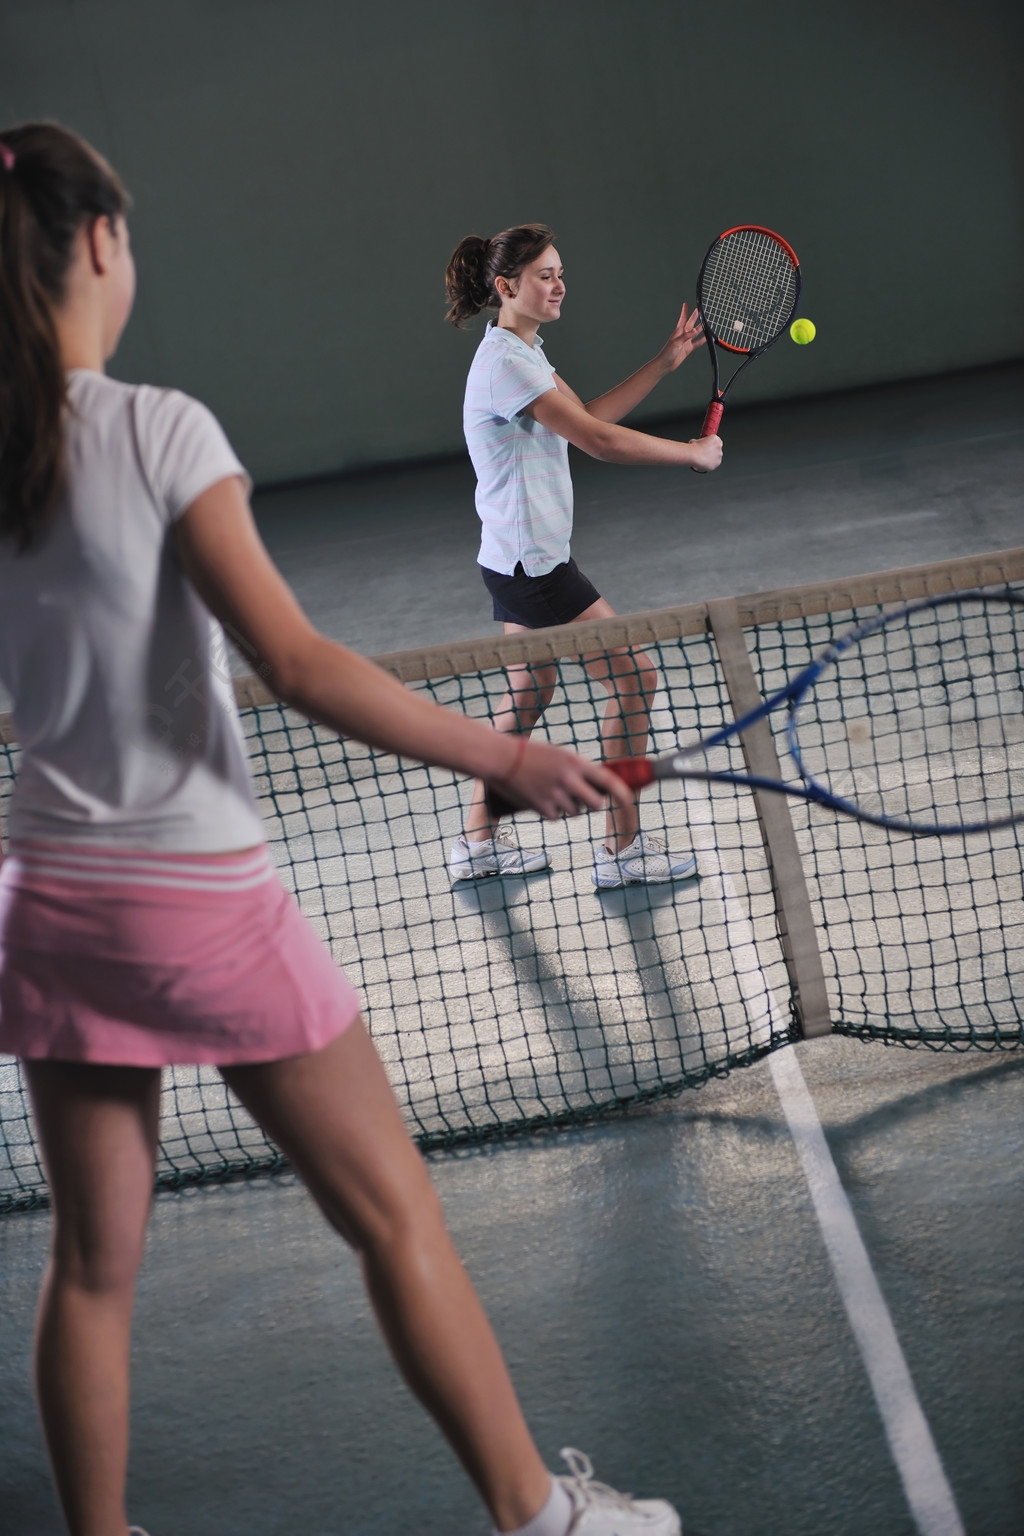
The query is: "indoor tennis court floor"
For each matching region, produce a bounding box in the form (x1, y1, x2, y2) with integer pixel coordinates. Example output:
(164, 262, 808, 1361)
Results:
(2, 363, 1023, 1535)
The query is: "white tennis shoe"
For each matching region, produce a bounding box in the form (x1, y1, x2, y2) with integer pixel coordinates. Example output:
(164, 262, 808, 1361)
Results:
(450, 825, 551, 880)
(557, 1448, 682, 1534)
(592, 831, 698, 888)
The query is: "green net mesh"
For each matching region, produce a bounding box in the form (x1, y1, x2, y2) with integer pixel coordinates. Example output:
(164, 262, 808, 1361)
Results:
(2, 582, 1022, 1213)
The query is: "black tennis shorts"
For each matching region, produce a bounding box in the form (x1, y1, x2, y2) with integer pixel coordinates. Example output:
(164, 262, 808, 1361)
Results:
(480, 558, 602, 628)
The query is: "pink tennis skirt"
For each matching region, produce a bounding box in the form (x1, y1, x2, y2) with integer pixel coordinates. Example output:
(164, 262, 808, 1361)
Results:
(0, 842, 362, 1067)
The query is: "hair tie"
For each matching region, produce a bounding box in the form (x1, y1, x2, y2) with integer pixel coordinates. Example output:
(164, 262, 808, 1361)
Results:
(479, 238, 489, 254)
(0, 143, 14, 173)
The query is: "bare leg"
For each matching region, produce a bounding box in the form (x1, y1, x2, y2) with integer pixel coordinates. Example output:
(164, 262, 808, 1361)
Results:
(25, 1059, 161, 1536)
(576, 599, 659, 850)
(222, 1020, 552, 1532)
(464, 621, 557, 842)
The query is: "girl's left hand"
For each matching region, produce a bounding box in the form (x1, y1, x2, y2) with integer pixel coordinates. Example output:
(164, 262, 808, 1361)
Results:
(657, 302, 705, 373)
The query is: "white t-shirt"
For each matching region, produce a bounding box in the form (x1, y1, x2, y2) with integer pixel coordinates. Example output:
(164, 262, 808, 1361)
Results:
(463, 323, 573, 577)
(0, 370, 267, 852)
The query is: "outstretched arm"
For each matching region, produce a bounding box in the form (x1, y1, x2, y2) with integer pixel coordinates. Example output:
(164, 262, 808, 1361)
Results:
(561, 302, 705, 425)
(526, 385, 722, 472)
(175, 479, 630, 819)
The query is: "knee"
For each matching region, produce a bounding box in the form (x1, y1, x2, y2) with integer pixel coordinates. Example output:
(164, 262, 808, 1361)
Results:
(50, 1221, 147, 1297)
(632, 652, 660, 701)
(609, 651, 659, 707)
(351, 1171, 449, 1270)
(635, 657, 660, 709)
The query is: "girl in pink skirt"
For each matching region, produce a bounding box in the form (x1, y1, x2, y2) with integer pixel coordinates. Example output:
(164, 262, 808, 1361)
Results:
(0, 126, 682, 1536)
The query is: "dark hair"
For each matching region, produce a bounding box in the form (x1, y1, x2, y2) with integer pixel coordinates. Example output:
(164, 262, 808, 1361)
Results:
(444, 223, 556, 328)
(0, 121, 128, 551)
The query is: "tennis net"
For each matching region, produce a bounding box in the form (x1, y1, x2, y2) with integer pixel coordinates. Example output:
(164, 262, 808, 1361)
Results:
(2, 548, 1023, 1212)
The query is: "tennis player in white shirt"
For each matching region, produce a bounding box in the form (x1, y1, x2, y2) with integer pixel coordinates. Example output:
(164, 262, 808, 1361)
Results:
(445, 224, 721, 887)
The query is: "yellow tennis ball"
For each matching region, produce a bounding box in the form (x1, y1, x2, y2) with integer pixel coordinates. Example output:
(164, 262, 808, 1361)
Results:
(790, 318, 816, 344)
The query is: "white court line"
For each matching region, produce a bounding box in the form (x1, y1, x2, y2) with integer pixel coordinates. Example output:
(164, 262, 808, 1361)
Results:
(650, 691, 965, 1534)
(769, 1049, 965, 1536)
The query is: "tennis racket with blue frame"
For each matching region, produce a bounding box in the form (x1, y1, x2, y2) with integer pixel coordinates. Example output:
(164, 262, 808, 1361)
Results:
(486, 590, 1024, 837)
(606, 589, 1024, 836)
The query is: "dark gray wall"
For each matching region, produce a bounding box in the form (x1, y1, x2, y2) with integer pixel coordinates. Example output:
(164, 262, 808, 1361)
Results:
(3, 1, 1022, 483)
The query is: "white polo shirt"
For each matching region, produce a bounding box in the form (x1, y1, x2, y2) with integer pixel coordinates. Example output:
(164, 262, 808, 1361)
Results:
(0, 370, 267, 853)
(463, 322, 573, 577)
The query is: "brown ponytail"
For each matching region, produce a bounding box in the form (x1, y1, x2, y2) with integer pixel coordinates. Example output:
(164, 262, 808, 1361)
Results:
(0, 122, 128, 551)
(444, 223, 556, 328)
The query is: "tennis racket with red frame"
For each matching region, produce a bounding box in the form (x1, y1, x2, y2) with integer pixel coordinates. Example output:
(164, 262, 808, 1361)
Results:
(693, 225, 801, 464)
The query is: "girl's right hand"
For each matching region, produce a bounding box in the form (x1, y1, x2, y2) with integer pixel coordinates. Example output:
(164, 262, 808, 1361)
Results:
(687, 435, 723, 473)
(487, 738, 632, 821)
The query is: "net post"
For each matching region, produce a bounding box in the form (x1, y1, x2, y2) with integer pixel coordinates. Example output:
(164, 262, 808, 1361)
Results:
(706, 597, 832, 1039)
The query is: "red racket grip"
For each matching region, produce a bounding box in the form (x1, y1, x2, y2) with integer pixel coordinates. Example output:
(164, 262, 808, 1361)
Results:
(485, 757, 656, 819)
(700, 400, 724, 438)
(604, 757, 657, 791)
(692, 400, 724, 474)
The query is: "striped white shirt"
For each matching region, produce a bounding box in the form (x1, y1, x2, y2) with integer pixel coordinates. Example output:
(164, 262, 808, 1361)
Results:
(463, 322, 573, 577)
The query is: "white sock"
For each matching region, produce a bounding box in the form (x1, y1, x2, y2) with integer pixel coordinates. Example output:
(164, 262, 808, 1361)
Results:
(493, 1477, 573, 1536)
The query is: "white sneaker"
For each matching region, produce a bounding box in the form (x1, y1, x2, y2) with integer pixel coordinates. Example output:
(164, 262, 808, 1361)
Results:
(450, 825, 551, 880)
(592, 831, 698, 889)
(558, 1448, 682, 1534)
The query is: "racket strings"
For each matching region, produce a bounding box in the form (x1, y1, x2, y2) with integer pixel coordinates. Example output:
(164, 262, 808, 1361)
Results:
(790, 597, 1024, 830)
(699, 229, 798, 352)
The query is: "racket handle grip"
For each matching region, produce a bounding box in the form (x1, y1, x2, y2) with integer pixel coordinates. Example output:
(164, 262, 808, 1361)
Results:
(700, 400, 724, 438)
(691, 400, 724, 473)
(604, 757, 657, 791)
(484, 756, 656, 820)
